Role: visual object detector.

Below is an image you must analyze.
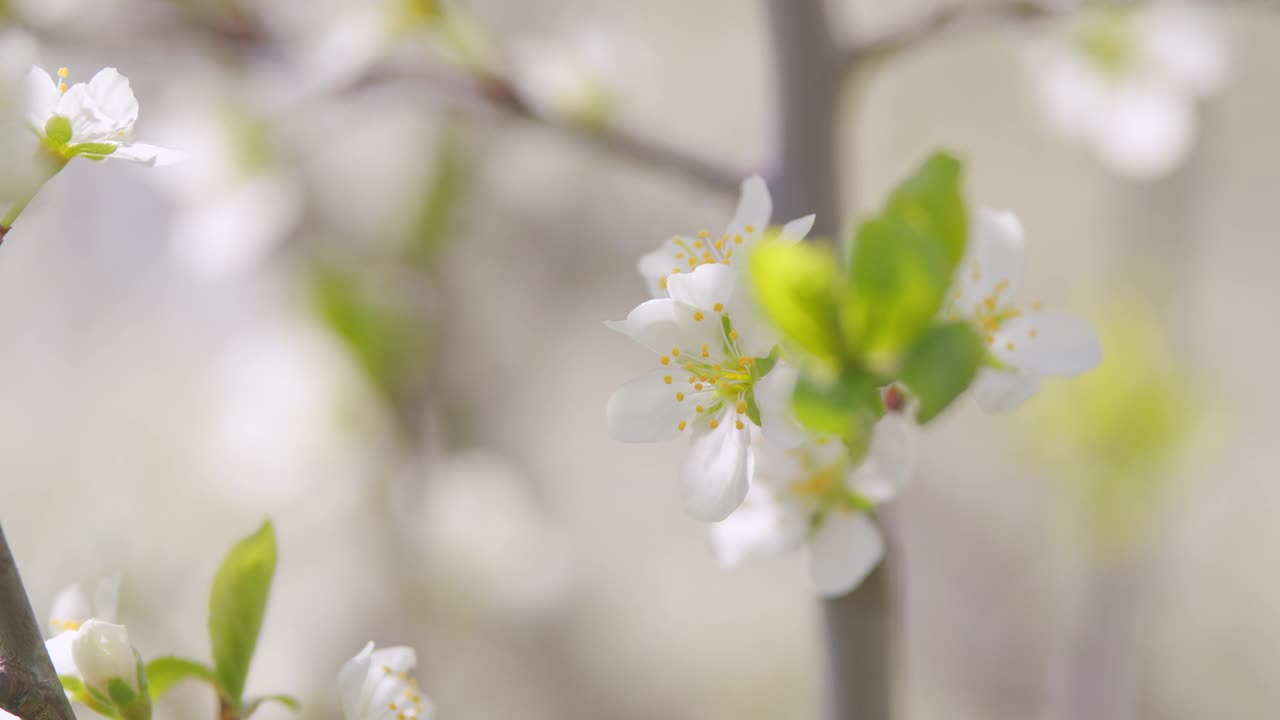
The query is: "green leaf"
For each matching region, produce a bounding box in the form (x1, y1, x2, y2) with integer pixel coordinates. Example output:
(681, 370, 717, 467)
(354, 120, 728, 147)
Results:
(243, 694, 302, 718)
(405, 125, 467, 269)
(791, 372, 883, 458)
(107, 678, 137, 707)
(208, 521, 277, 707)
(885, 151, 967, 268)
(145, 657, 218, 700)
(44, 115, 72, 145)
(68, 142, 118, 158)
(746, 240, 843, 366)
(900, 321, 986, 423)
(310, 267, 424, 403)
(843, 217, 952, 362)
(59, 675, 86, 695)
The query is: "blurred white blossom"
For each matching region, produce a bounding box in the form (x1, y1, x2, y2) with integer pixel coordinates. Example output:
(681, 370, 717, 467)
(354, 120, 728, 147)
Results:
(45, 620, 142, 696)
(947, 208, 1101, 412)
(508, 23, 621, 128)
(338, 642, 434, 720)
(1030, 2, 1227, 179)
(0, 29, 40, 203)
(49, 575, 121, 635)
(712, 411, 913, 597)
(638, 175, 814, 298)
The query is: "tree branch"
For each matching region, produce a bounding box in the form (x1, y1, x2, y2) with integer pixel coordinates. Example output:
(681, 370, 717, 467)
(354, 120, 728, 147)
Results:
(356, 62, 747, 198)
(0, 525, 77, 720)
(842, 1, 1059, 69)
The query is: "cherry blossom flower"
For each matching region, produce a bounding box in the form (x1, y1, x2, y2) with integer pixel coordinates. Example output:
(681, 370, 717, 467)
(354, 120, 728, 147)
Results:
(1030, 2, 1227, 179)
(712, 414, 913, 597)
(608, 262, 782, 521)
(23, 66, 180, 166)
(339, 642, 434, 720)
(48, 575, 120, 635)
(637, 175, 815, 298)
(947, 208, 1102, 412)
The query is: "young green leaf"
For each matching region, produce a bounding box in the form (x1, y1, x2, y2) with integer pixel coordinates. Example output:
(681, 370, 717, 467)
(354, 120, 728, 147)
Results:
(44, 116, 72, 146)
(843, 217, 951, 362)
(899, 321, 985, 422)
(145, 657, 218, 700)
(885, 151, 967, 268)
(746, 240, 843, 366)
(243, 694, 302, 717)
(208, 521, 277, 707)
(790, 373, 884, 459)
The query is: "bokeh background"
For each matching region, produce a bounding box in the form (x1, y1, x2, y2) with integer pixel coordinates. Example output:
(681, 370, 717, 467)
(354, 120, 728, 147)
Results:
(1, 0, 1277, 719)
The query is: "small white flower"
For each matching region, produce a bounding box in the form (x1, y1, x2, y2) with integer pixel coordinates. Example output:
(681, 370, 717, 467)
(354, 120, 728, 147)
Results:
(45, 620, 141, 696)
(948, 209, 1101, 412)
(607, 262, 782, 521)
(49, 575, 120, 635)
(712, 415, 914, 597)
(22, 66, 180, 166)
(508, 23, 620, 127)
(1030, 2, 1227, 179)
(338, 642, 434, 720)
(637, 175, 815, 298)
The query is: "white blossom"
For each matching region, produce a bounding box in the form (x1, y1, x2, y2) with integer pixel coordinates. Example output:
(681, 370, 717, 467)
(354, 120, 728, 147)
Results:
(1030, 2, 1227, 179)
(22, 66, 180, 166)
(712, 410, 913, 597)
(948, 208, 1101, 412)
(608, 262, 783, 521)
(45, 620, 141, 696)
(49, 575, 120, 635)
(637, 175, 815, 298)
(338, 642, 434, 720)
(508, 22, 620, 127)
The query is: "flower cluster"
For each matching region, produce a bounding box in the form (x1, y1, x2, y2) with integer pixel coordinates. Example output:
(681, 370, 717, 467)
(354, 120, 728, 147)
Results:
(608, 158, 1100, 596)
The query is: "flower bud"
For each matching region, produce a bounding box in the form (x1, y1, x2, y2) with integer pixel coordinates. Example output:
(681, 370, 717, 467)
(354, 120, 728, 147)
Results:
(71, 620, 141, 696)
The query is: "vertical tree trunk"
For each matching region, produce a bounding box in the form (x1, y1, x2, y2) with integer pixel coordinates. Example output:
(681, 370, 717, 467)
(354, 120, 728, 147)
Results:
(765, 2, 894, 719)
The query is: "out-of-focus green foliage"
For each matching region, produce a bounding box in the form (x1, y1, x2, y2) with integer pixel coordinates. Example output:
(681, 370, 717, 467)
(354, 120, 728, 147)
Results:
(405, 125, 468, 270)
(144, 657, 216, 700)
(748, 151, 980, 454)
(208, 521, 277, 711)
(1032, 301, 1196, 554)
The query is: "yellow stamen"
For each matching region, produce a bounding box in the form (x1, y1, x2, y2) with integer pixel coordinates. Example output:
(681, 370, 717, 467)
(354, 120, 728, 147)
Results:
(693, 311, 705, 322)
(713, 302, 724, 312)
(664, 375, 672, 384)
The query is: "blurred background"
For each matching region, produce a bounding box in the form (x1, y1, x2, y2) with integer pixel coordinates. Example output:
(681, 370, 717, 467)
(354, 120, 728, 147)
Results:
(0, 0, 1277, 718)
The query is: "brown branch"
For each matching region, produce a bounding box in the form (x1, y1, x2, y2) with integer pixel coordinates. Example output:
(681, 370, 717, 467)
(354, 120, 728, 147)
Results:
(0, 525, 77, 720)
(351, 62, 747, 198)
(843, 0, 1060, 69)
(0, 226, 9, 247)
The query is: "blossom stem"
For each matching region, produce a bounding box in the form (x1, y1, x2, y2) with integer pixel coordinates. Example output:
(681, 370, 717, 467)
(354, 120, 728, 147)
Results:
(840, 1, 1057, 70)
(764, 0, 895, 717)
(0, 524, 79, 720)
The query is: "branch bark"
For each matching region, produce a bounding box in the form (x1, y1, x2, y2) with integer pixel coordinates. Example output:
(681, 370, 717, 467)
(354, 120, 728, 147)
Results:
(0, 525, 77, 720)
(842, 1, 1057, 70)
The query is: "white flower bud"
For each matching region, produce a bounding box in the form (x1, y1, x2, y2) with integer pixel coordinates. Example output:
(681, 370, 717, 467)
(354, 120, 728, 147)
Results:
(71, 620, 140, 695)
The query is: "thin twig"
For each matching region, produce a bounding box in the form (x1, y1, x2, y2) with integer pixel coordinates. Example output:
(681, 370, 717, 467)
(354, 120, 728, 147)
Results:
(842, 1, 1060, 69)
(0, 524, 77, 720)
(351, 62, 747, 198)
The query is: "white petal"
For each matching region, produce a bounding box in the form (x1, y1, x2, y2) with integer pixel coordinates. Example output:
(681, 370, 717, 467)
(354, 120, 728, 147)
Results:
(368, 646, 416, 674)
(338, 642, 375, 720)
(45, 631, 79, 678)
(1138, 3, 1227, 95)
(807, 512, 884, 597)
(71, 620, 137, 693)
(1092, 81, 1194, 180)
(607, 368, 694, 443)
(727, 174, 772, 235)
(992, 310, 1102, 376)
(21, 66, 59, 130)
(107, 142, 183, 166)
(92, 575, 121, 622)
(972, 368, 1042, 412)
(605, 298, 719, 359)
(849, 414, 914, 503)
(666, 262, 735, 312)
(752, 364, 809, 449)
(636, 238, 686, 298)
(710, 482, 805, 567)
(1031, 48, 1109, 141)
(956, 208, 1025, 313)
(84, 68, 138, 131)
(681, 414, 751, 521)
(49, 583, 92, 634)
(779, 214, 815, 243)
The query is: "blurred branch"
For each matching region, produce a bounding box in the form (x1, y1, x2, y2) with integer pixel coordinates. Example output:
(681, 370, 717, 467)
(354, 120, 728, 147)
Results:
(842, 1, 1060, 70)
(358, 63, 746, 197)
(0, 524, 77, 720)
